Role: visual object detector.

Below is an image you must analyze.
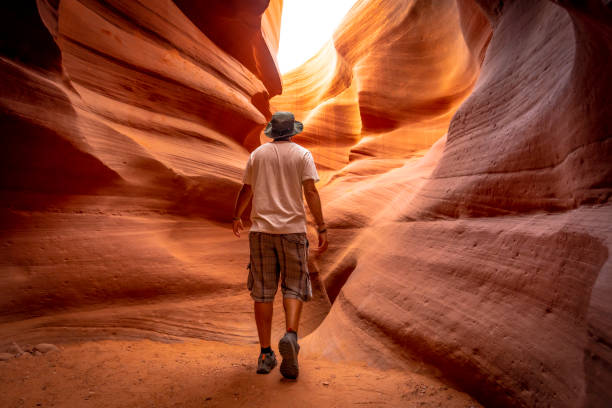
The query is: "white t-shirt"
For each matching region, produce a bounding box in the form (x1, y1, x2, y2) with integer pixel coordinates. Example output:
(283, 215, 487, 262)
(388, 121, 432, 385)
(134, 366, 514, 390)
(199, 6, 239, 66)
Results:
(243, 141, 320, 233)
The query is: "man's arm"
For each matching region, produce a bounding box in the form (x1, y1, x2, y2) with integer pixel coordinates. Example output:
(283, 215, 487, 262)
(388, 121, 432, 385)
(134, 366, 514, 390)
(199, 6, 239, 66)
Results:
(303, 179, 328, 252)
(232, 184, 252, 237)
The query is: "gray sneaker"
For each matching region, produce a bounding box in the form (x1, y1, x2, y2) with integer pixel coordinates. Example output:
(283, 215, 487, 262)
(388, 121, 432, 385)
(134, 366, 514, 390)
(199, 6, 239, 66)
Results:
(256, 351, 277, 374)
(278, 332, 300, 379)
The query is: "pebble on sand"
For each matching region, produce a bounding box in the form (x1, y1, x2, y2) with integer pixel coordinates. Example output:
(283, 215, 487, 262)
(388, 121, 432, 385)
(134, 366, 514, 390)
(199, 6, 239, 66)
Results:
(8, 342, 24, 355)
(34, 343, 60, 354)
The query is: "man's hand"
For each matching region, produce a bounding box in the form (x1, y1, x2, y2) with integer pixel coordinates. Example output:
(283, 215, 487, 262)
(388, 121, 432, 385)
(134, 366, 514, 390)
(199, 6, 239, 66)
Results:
(233, 218, 244, 237)
(232, 184, 252, 238)
(303, 179, 327, 253)
(315, 229, 328, 253)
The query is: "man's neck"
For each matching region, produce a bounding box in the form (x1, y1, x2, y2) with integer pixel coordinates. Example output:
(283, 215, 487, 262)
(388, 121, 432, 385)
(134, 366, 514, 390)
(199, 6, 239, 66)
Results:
(273, 137, 292, 142)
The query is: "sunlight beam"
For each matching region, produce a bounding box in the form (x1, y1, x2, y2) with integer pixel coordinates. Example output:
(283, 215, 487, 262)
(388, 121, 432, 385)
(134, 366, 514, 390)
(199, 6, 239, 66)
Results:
(277, 0, 357, 74)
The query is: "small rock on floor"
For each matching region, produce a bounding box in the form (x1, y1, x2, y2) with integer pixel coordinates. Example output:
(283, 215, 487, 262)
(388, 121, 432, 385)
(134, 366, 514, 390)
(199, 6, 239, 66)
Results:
(8, 342, 24, 355)
(34, 343, 59, 353)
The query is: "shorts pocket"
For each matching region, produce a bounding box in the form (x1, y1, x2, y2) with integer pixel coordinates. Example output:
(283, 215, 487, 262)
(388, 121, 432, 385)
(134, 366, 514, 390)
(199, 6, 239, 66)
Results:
(281, 233, 307, 245)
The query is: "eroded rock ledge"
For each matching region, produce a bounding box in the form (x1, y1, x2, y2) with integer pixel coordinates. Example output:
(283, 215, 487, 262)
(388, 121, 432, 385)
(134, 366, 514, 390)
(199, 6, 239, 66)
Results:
(0, 1, 610, 408)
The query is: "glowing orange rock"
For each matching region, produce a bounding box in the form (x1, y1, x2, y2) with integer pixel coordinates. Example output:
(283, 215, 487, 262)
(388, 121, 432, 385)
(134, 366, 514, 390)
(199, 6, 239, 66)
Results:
(1, 1, 611, 407)
(0, 0, 286, 334)
(304, 2, 612, 408)
(271, 0, 488, 172)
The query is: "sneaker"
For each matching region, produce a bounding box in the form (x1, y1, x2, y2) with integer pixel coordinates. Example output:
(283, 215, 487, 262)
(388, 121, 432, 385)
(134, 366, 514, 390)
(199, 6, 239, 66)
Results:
(278, 332, 300, 379)
(256, 351, 277, 374)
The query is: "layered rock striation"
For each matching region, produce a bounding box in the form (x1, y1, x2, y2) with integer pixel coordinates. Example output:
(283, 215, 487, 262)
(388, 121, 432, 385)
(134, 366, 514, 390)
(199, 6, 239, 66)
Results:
(0, 0, 331, 346)
(298, 1, 611, 408)
(0, 1, 610, 408)
(271, 0, 490, 172)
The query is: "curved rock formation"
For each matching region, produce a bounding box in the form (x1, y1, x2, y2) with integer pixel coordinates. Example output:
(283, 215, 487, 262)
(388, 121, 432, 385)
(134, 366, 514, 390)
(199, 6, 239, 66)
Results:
(406, 0, 611, 219)
(271, 0, 490, 171)
(173, 0, 282, 99)
(1, 0, 610, 407)
(302, 1, 612, 408)
(0, 0, 333, 346)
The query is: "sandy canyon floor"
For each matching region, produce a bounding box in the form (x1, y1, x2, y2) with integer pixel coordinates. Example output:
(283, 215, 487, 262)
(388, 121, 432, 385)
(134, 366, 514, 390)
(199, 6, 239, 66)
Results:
(0, 338, 482, 408)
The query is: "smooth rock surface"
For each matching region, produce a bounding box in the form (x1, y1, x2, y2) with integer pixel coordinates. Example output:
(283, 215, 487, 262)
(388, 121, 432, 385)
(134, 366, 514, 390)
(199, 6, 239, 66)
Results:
(271, 0, 491, 172)
(0, 0, 287, 333)
(301, 1, 612, 408)
(7, 342, 23, 355)
(34, 343, 59, 353)
(0, 1, 610, 408)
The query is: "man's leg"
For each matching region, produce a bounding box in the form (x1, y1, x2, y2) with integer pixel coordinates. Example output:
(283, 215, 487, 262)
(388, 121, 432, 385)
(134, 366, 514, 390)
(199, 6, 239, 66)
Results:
(248, 232, 279, 374)
(283, 297, 303, 334)
(277, 233, 312, 379)
(278, 297, 302, 379)
(254, 301, 273, 348)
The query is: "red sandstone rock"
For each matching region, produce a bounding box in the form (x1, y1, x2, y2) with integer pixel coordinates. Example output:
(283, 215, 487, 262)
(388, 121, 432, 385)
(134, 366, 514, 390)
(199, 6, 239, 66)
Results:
(0, 1, 610, 407)
(173, 0, 282, 98)
(33, 343, 59, 353)
(271, 0, 488, 171)
(303, 1, 612, 408)
(0, 0, 295, 332)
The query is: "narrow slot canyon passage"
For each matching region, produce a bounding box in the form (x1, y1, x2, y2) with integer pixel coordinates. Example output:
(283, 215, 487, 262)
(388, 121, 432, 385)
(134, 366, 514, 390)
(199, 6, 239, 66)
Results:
(0, 1, 610, 408)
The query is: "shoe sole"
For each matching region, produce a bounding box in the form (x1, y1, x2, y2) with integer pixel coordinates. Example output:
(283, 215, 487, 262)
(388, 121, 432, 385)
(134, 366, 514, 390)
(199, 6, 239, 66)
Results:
(279, 336, 299, 379)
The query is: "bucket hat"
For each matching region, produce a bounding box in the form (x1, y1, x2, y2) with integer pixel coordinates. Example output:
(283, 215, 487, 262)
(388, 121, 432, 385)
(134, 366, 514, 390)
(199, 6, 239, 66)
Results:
(263, 111, 303, 139)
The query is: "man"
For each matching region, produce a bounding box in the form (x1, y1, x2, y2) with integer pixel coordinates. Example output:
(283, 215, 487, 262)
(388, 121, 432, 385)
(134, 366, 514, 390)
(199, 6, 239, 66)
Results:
(232, 111, 328, 379)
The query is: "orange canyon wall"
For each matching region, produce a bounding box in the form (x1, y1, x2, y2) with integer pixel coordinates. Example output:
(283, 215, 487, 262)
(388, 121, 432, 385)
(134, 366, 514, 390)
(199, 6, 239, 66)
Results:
(293, 1, 612, 408)
(1, 1, 611, 407)
(0, 0, 318, 346)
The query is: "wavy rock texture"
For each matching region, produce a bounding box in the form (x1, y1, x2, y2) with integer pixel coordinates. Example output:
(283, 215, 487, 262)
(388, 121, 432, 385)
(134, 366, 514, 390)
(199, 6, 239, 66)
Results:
(271, 0, 490, 172)
(300, 1, 612, 408)
(1, 0, 611, 408)
(0, 0, 333, 347)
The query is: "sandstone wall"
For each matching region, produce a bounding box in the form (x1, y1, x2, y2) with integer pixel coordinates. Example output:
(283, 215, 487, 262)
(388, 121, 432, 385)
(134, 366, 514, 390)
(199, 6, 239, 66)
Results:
(0, 1, 610, 407)
(301, 1, 612, 407)
(0, 1, 326, 346)
(271, 0, 490, 172)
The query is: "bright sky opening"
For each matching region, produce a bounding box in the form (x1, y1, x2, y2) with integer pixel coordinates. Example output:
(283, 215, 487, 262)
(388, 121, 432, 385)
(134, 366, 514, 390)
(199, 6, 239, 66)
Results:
(277, 0, 358, 74)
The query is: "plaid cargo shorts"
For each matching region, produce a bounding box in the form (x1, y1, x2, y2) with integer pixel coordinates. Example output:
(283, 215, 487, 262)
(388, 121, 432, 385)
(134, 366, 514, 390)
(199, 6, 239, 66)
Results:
(247, 231, 313, 303)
